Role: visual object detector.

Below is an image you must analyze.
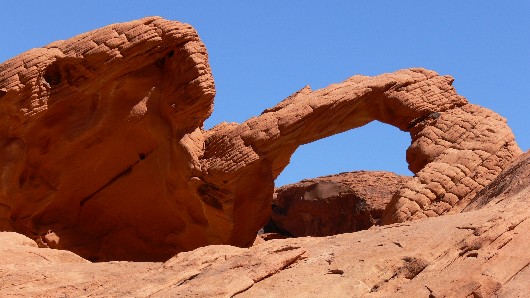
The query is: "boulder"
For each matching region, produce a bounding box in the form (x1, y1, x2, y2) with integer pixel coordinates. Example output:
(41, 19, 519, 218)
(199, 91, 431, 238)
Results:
(267, 171, 411, 237)
(0, 17, 215, 261)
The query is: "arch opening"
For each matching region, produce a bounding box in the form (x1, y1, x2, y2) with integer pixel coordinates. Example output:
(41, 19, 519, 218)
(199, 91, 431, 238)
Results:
(275, 121, 413, 187)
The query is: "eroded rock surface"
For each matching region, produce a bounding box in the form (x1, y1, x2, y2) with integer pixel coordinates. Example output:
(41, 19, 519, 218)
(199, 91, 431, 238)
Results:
(2, 149, 530, 296)
(0, 17, 215, 261)
(465, 149, 530, 211)
(0, 17, 521, 261)
(197, 68, 521, 241)
(382, 104, 522, 224)
(267, 171, 411, 237)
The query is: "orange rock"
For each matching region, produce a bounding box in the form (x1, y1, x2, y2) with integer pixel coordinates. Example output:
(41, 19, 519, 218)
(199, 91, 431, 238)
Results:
(0, 17, 215, 261)
(465, 149, 530, 210)
(267, 171, 411, 237)
(382, 104, 523, 224)
(0, 17, 521, 261)
(1, 150, 529, 296)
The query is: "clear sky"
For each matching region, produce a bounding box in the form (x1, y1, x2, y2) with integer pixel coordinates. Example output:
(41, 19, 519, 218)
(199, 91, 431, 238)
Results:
(1, 1, 528, 186)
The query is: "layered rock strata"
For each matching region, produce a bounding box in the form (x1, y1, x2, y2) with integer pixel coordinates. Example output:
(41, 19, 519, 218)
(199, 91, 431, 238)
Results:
(0, 17, 521, 260)
(267, 171, 411, 237)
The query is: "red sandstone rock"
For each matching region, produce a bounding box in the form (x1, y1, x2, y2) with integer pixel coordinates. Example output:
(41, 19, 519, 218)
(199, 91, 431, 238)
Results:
(0, 17, 215, 261)
(2, 149, 530, 296)
(465, 150, 530, 211)
(199, 69, 521, 240)
(382, 104, 522, 224)
(267, 171, 411, 237)
(0, 17, 522, 261)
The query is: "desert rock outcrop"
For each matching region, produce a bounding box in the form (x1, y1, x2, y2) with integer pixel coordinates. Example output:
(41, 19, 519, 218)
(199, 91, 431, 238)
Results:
(0, 17, 215, 261)
(2, 150, 530, 296)
(0, 17, 521, 261)
(267, 171, 411, 237)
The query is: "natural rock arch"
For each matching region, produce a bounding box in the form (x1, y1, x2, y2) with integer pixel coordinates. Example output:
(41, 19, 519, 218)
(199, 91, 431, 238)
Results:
(198, 70, 521, 241)
(0, 17, 521, 261)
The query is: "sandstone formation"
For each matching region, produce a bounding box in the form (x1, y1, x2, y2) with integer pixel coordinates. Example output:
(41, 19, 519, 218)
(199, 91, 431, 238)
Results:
(464, 146, 530, 212)
(1, 152, 529, 296)
(0, 17, 216, 261)
(267, 171, 411, 237)
(381, 104, 522, 224)
(0, 17, 521, 261)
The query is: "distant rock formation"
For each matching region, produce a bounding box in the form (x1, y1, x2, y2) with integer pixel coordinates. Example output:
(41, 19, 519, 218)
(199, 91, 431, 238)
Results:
(0, 17, 521, 261)
(266, 171, 411, 237)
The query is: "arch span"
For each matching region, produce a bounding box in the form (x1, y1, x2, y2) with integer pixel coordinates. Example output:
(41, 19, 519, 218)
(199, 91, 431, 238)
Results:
(199, 68, 521, 245)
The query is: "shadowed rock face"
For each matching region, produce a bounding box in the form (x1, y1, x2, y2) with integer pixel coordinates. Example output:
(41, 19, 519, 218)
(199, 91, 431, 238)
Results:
(267, 171, 412, 237)
(0, 17, 521, 261)
(0, 17, 215, 261)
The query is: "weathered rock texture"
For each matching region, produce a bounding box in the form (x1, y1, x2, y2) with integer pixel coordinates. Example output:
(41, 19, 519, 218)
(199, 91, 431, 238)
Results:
(382, 104, 522, 224)
(0, 17, 216, 261)
(267, 171, 411, 237)
(2, 152, 530, 296)
(0, 17, 521, 261)
(464, 147, 530, 212)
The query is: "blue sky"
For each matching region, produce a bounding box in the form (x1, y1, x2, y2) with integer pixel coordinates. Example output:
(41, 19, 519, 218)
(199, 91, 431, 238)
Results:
(1, 1, 528, 186)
